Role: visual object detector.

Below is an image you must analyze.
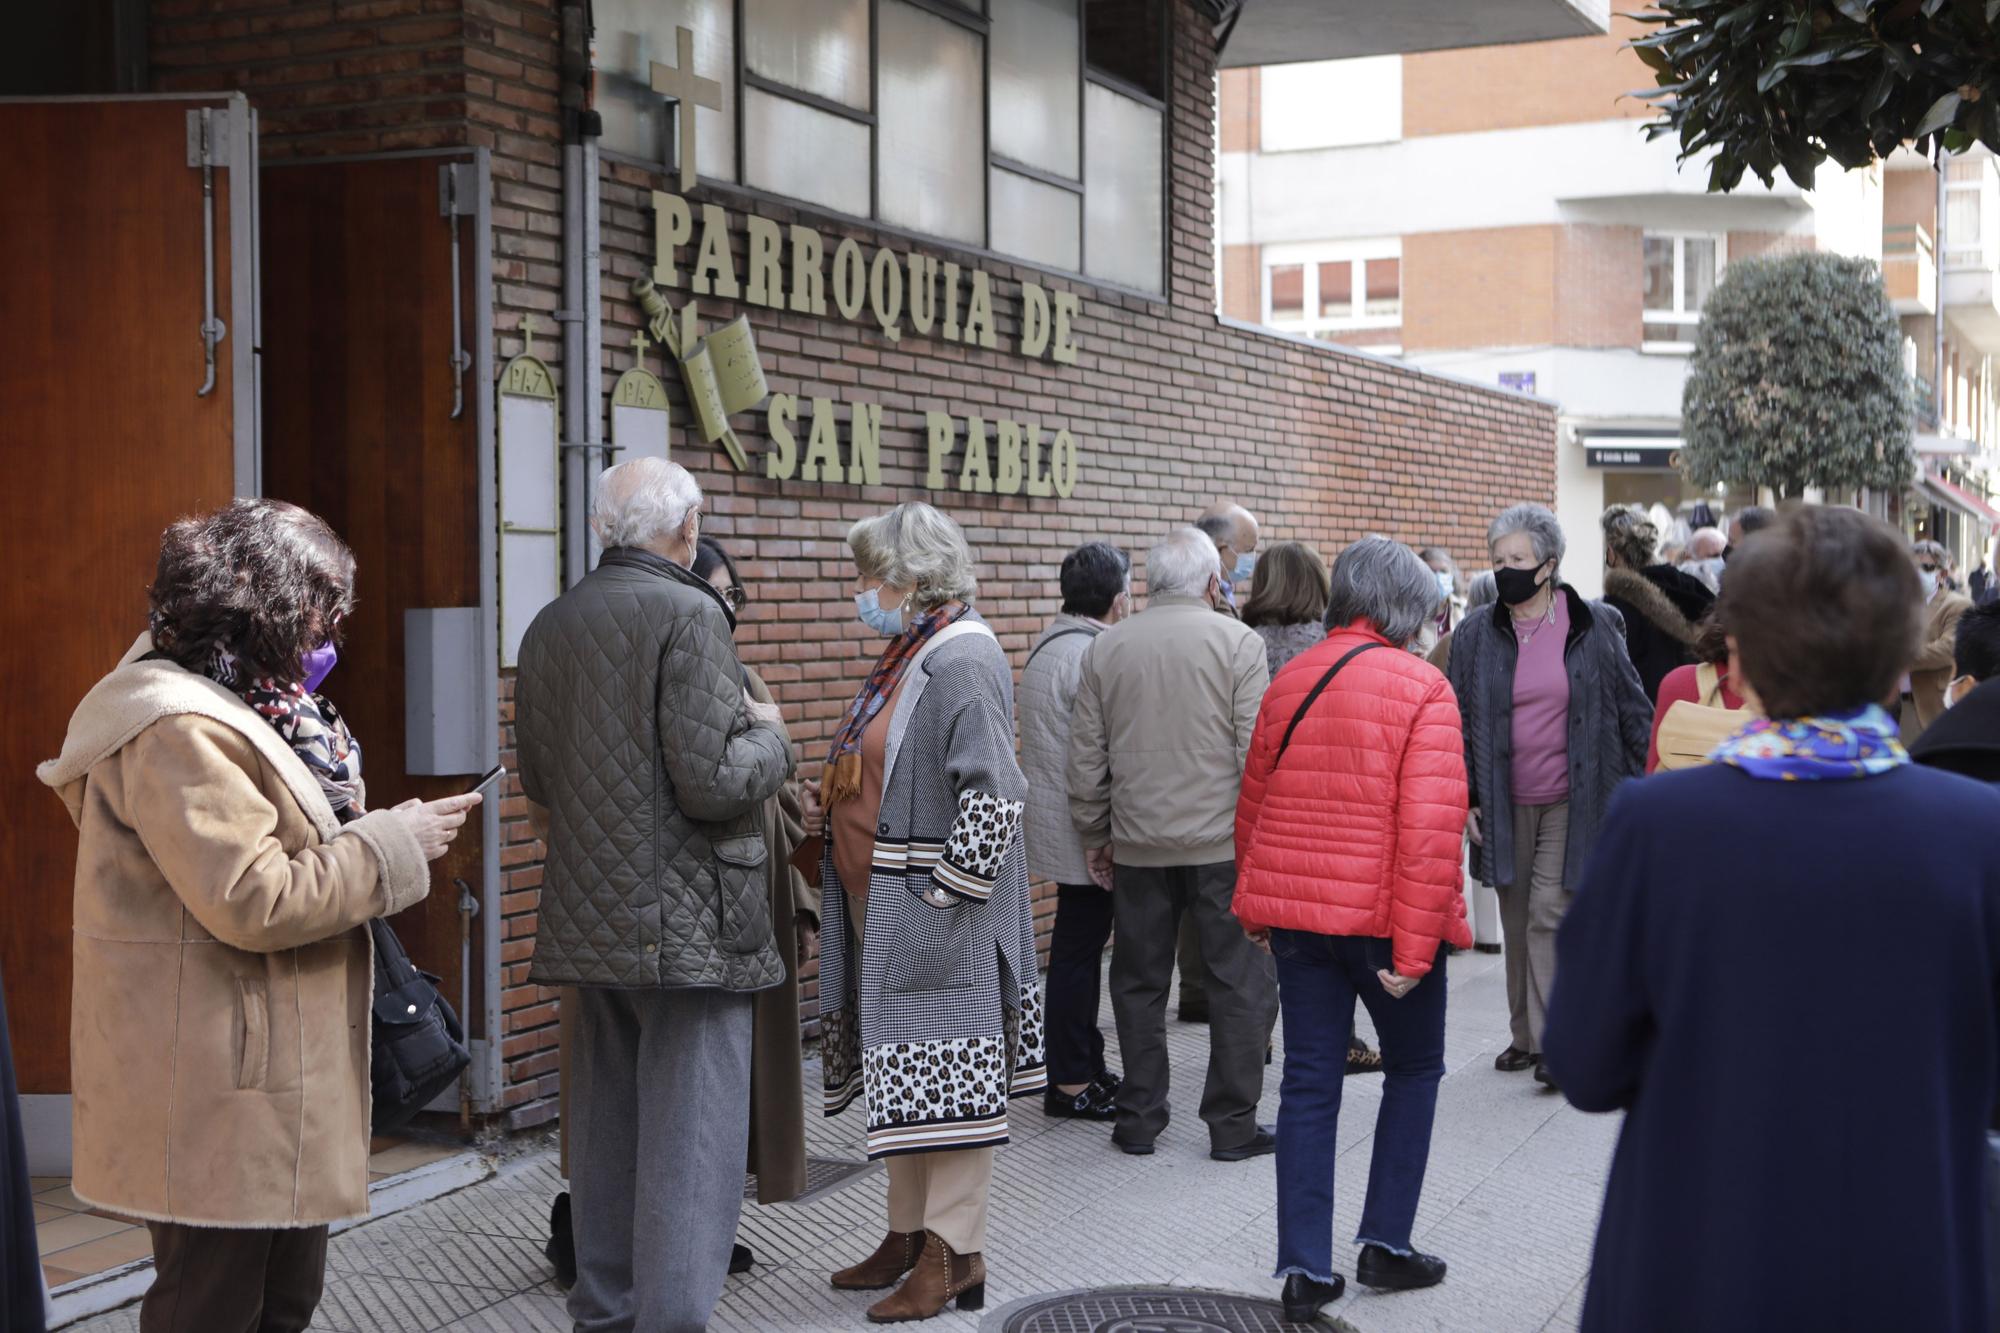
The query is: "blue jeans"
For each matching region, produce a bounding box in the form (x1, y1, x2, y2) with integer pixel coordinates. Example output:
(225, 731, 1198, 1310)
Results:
(1271, 929, 1447, 1281)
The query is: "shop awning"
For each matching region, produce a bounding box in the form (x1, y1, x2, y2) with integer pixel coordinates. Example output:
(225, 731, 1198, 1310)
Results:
(1917, 471, 2000, 530)
(1217, 0, 1608, 66)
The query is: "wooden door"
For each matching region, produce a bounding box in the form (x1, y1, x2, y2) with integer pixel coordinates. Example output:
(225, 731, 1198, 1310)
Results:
(0, 97, 253, 1094)
(259, 154, 485, 1039)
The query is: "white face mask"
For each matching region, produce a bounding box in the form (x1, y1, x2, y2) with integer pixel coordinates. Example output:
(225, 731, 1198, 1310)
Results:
(1920, 569, 1940, 601)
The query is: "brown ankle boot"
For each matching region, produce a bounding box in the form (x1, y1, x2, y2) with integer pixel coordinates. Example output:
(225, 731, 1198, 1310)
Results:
(865, 1231, 986, 1323)
(830, 1230, 923, 1291)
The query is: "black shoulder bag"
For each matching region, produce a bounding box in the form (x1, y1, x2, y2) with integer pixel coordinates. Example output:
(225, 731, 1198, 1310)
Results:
(1272, 642, 1386, 768)
(369, 916, 471, 1133)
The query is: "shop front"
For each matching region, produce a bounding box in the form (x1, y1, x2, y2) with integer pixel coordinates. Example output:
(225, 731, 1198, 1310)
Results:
(0, 1, 1558, 1242)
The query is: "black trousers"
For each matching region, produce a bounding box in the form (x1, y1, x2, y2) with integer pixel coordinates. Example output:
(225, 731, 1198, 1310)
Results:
(1108, 861, 1277, 1152)
(1045, 882, 1116, 1085)
(141, 1222, 328, 1333)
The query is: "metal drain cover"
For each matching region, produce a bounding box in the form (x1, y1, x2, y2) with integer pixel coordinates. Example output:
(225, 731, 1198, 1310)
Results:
(744, 1155, 880, 1204)
(987, 1285, 1354, 1333)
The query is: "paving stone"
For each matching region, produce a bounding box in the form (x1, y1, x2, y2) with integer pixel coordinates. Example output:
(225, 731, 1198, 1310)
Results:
(64, 951, 1607, 1333)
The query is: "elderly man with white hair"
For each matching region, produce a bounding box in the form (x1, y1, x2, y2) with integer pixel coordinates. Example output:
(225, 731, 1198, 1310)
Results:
(1068, 527, 1277, 1161)
(515, 457, 793, 1333)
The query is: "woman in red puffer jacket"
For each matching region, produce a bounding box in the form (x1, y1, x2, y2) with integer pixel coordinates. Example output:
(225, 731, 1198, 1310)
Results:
(1233, 536, 1470, 1324)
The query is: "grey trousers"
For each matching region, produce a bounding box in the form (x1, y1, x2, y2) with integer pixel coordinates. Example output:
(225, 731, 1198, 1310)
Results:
(1175, 914, 1210, 1013)
(568, 985, 754, 1333)
(1501, 800, 1571, 1053)
(1109, 860, 1276, 1151)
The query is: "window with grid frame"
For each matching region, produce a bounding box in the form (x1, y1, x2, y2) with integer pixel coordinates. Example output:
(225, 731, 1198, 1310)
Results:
(591, 0, 1170, 295)
(1261, 244, 1402, 348)
(1642, 233, 1723, 352)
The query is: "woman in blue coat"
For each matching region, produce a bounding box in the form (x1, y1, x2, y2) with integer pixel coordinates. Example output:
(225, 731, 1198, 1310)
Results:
(1544, 505, 2000, 1333)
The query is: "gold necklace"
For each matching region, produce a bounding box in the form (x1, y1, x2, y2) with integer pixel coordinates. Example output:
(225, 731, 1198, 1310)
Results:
(1511, 599, 1557, 648)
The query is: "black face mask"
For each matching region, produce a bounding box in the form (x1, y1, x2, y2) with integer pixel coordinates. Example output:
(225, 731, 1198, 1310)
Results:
(1494, 564, 1548, 607)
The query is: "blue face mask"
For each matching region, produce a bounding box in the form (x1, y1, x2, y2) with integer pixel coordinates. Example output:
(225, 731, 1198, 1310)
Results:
(1231, 551, 1256, 584)
(1435, 570, 1455, 602)
(855, 585, 906, 636)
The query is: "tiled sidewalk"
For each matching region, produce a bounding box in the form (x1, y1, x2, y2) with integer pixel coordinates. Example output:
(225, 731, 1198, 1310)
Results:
(69, 950, 1618, 1332)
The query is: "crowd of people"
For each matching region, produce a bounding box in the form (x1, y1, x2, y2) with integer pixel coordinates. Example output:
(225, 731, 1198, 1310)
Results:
(19, 460, 2000, 1332)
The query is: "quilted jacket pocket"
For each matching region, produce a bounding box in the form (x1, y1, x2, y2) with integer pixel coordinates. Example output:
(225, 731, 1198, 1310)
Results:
(712, 835, 773, 956)
(235, 977, 270, 1090)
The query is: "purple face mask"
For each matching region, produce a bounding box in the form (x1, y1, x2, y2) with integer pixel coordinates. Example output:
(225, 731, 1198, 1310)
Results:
(300, 642, 338, 693)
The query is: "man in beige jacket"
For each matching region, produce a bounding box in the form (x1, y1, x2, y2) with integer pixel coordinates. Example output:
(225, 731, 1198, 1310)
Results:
(1067, 527, 1276, 1160)
(1907, 538, 1975, 739)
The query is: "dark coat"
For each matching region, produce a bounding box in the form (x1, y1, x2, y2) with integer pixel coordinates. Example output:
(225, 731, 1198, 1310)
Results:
(1912, 675, 2000, 788)
(1544, 764, 2000, 1333)
(1602, 564, 1713, 703)
(0, 968, 46, 1333)
(1444, 584, 1652, 891)
(516, 547, 793, 992)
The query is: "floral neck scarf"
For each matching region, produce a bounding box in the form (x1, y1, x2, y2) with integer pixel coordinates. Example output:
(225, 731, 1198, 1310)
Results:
(1709, 705, 1908, 781)
(822, 601, 970, 808)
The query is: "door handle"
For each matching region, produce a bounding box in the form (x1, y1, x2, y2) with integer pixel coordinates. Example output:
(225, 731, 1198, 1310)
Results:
(441, 163, 475, 420)
(189, 108, 228, 398)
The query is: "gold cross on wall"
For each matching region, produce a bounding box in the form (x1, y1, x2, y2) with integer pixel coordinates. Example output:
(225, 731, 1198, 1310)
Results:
(521, 313, 541, 359)
(650, 26, 723, 194)
(631, 327, 652, 373)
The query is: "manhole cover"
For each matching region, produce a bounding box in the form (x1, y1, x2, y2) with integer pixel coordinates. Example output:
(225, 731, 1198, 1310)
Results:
(744, 1155, 880, 1204)
(989, 1286, 1351, 1333)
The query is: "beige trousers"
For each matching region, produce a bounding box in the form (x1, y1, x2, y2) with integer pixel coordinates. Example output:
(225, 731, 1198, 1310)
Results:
(851, 895, 995, 1254)
(1502, 800, 1572, 1053)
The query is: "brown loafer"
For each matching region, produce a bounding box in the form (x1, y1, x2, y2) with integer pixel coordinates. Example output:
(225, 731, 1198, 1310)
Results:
(866, 1231, 986, 1322)
(831, 1230, 923, 1291)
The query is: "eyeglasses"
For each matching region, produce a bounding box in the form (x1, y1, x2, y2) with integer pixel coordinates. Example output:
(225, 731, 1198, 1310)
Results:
(1920, 563, 1941, 574)
(721, 585, 747, 611)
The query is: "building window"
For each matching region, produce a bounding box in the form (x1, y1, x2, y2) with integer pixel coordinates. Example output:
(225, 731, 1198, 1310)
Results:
(1943, 156, 1996, 272)
(593, 0, 1166, 295)
(1261, 242, 1402, 348)
(1642, 233, 1722, 352)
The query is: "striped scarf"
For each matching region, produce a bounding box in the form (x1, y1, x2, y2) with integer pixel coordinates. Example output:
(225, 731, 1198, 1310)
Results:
(823, 601, 969, 808)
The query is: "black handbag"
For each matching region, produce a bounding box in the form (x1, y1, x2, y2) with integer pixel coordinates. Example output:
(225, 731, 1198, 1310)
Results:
(368, 916, 471, 1134)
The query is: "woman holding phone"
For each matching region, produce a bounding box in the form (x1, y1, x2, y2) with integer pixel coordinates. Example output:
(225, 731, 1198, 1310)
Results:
(37, 500, 477, 1333)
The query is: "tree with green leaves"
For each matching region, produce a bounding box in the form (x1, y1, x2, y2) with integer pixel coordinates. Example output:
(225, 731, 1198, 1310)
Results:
(1635, 0, 2000, 192)
(1679, 251, 1915, 498)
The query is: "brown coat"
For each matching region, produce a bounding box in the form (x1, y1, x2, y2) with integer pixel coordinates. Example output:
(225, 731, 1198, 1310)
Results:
(1911, 590, 1975, 730)
(36, 637, 429, 1228)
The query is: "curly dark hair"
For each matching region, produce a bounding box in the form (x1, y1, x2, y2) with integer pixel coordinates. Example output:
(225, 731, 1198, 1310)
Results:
(148, 499, 356, 687)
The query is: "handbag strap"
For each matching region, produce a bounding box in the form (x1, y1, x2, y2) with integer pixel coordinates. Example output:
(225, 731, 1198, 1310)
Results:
(1024, 625, 1096, 670)
(1274, 642, 1385, 767)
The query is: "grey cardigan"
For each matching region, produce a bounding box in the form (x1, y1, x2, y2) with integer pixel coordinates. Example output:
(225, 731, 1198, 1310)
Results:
(515, 547, 793, 992)
(820, 615, 1048, 1158)
(1017, 613, 1105, 885)
(1444, 585, 1652, 891)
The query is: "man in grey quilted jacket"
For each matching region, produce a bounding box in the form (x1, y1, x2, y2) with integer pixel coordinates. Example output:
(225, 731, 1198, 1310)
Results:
(516, 457, 792, 1333)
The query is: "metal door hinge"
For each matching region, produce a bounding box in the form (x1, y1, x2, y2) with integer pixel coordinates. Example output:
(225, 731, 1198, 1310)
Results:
(184, 108, 230, 167)
(439, 162, 477, 217)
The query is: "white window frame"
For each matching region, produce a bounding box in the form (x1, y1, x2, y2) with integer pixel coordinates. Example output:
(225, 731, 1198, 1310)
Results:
(1642, 231, 1725, 355)
(1260, 239, 1401, 350)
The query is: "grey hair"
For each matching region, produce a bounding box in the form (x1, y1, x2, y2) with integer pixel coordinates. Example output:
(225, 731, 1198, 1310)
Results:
(848, 502, 978, 608)
(1465, 569, 1499, 612)
(1325, 536, 1444, 648)
(1147, 527, 1223, 598)
(1913, 538, 1949, 564)
(591, 457, 702, 549)
(1489, 503, 1566, 571)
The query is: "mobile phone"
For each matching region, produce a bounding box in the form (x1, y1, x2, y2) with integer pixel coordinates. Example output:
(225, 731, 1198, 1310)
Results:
(469, 764, 506, 798)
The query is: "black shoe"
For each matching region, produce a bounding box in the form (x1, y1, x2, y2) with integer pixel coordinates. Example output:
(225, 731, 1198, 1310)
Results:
(1533, 1060, 1561, 1095)
(1177, 1004, 1210, 1024)
(1281, 1272, 1346, 1321)
(730, 1242, 754, 1275)
(545, 1191, 577, 1290)
(1089, 1068, 1123, 1098)
(1210, 1125, 1277, 1162)
(1493, 1045, 1538, 1073)
(1045, 1084, 1117, 1121)
(1356, 1243, 1447, 1292)
(1111, 1132, 1155, 1156)
(1474, 942, 1503, 954)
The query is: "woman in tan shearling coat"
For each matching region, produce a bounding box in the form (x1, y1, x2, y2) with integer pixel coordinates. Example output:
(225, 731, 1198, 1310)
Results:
(37, 500, 478, 1333)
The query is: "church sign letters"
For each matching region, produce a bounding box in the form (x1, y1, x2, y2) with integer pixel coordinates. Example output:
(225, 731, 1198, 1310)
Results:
(649, 190, 1083, 499)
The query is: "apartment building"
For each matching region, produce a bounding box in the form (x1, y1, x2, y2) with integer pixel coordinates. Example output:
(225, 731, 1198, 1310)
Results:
(1218, 17, 2000, 590)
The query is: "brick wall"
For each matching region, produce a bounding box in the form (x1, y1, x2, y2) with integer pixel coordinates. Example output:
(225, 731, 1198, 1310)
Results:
(1402, 226, 1558, 351)
(1219, 242, 1261, 322)
(1555, 224, 1641, 349)
(1402, 12, 1653, 138)
(1885, 167, 1937, 232)
(1218, 67, 1259, 154)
